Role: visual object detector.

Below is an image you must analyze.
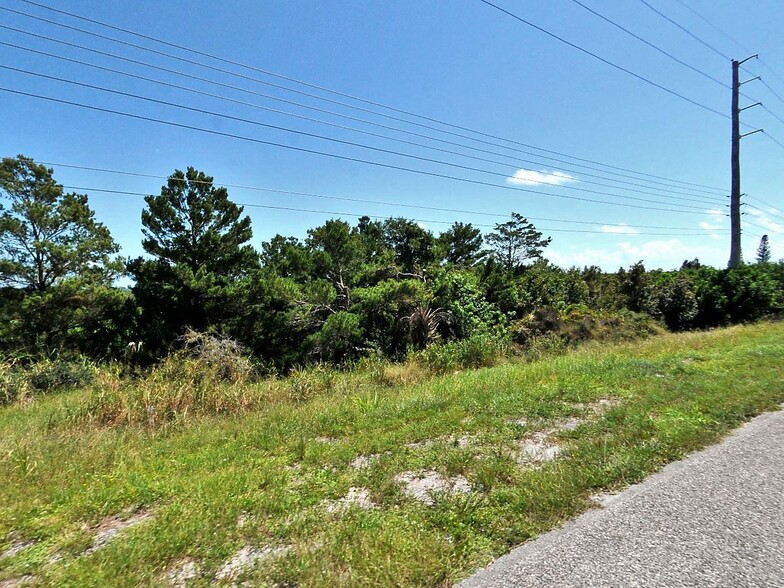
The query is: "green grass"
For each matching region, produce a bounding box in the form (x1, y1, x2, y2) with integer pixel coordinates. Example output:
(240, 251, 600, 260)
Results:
(1, 322, 783, 587)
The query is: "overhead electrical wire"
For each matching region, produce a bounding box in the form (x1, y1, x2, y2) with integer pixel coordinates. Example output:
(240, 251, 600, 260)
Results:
(636, 0, 731, 61)
(747, 196, 783, 217)
(760, 80, 784, 106)
(43, 161, 725, 233)
(61, 185, 728, 237)
(745, 219, 784, 235)
(0, 65, 721, 211)
(0, 2, 733, 194)
(567, 0, 727, 88)
(477, 0, 729, 119)
(0, 86, 725, 217)
(0, 37, 721, 203)
(667, 0, 784, 90)
(0, 46, 728, 203)
(670, 0, 752, 55)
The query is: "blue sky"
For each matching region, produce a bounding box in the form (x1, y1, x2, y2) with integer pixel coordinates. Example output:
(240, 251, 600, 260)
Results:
(1, 0, 783, 270)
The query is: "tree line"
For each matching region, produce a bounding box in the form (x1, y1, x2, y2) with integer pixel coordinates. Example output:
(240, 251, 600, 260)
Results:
(1, 155, 782, 371)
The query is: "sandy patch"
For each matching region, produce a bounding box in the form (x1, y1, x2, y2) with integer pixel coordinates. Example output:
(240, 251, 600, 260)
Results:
(215, 545, 289, 584)
(86, 508, 153, 554)
(395, 470, 471, 505)
(325, 487, 375, 513)
(0, 538, 35, 561)
(517, 432, 562, 464)
(166, 558, 200, 587)
(0, 576, 36, 588)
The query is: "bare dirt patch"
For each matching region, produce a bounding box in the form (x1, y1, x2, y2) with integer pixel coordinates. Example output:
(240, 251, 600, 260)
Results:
(215, 545, 289, 584)
(516, 432, 562, 465)
(86, 508, 153, 554)
(166, 558, 200, 587)
(349, 453, 380, 469)
(395, 470, 471, 506)
(325, 487, 375, 513)
(0, 537, 35, 561)
(0, 576, 36, 588)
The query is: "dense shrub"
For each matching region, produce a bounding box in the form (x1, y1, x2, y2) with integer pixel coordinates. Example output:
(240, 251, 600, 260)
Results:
(513, 306, 660, 347)
(27, 358, 96, 393)
(308, 311, 364, 364)
(0, 359, 31, 405)
(432, 270, 507, 338)
(352, 279, 427, 358)
(691, 264, 784, 327)
(653, 274, 699, 331)
(417, 332, 509, 374)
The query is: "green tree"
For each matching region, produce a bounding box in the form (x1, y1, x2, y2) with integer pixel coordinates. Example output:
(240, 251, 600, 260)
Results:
(757, 235, 771, 264)
(485, 213, 551, 272)
(0, 155, 119, 291)
(437, 221, 485, 266)
(306, 219, 365, 309)
(140, 167, 256, 275)
(260, 234, 314, 282)
(130, 168, 257, 353)
(382, 217, 436, 276)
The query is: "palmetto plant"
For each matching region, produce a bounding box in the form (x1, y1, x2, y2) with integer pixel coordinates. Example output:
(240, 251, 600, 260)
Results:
(406, 305, 448, 350)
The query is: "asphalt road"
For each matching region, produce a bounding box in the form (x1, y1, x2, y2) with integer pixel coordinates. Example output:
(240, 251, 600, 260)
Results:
(458, 407, 784, 588)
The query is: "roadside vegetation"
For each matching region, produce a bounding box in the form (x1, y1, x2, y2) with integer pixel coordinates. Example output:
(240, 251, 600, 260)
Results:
(2, 155, 784, 586)
(1, 322, 783, 587)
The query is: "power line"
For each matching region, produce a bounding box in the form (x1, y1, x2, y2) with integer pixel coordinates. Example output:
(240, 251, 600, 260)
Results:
(0, 35, 725, 202)
(63, 185, 728, 237)
(745, 219, 784, 235)
(747, 196, 782, 216)
(762, 105, 784, 128)
(0, 3, 733, 194)
(0, 66, 719, 211)
(568, 0, 727, 88)
(669, 0, 753, 55)
(636, 0, 731, 61)
(477, 0, 729, 118)
(760, 79, 784, 105)
(0, 86, 720, 216)
(43, 161, 725, 233)
(0, 43, 728, 203)
(763, 131, 784, 153)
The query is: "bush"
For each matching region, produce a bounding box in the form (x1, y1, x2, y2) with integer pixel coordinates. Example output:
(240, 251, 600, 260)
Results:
(692, 265, 784, 328)
(417, 333, 509, 374)
(513, 307, 660, 347)
(0, 359, 31, 405)
(307, 311, 364, 364)
(179, 330, 253, 383)
(83, 355, 259, 426)
(27, 357, 96, 393)
(654, 274, 698, 331)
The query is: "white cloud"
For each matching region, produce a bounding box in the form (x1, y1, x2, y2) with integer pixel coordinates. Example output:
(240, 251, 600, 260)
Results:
(600, 224, 641, 234)
(506, 169, 577, 186)
(706, 208, 724, 216)
(699, 221, 722, 231)
(746, 208, 784, 234)
(548, 238, 725, 271)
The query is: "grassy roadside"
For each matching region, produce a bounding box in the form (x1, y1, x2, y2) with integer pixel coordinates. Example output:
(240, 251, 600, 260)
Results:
(1, 322, 783, 587)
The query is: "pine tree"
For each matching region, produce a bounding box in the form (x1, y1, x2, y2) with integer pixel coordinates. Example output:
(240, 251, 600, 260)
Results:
(486, 212, 551, 271)
(0, 155, 119, 290)
(756, 235, 771, 264)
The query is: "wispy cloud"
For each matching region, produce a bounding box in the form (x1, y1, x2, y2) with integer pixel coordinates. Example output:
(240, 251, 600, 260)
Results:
(507, 169, 577, 186)
(699, 221, 722, 231)
(600, 224, 641, 235)
(747, 207, 784, 233)
(706, 208, 724, 216)
(548, 238, 724, 270)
